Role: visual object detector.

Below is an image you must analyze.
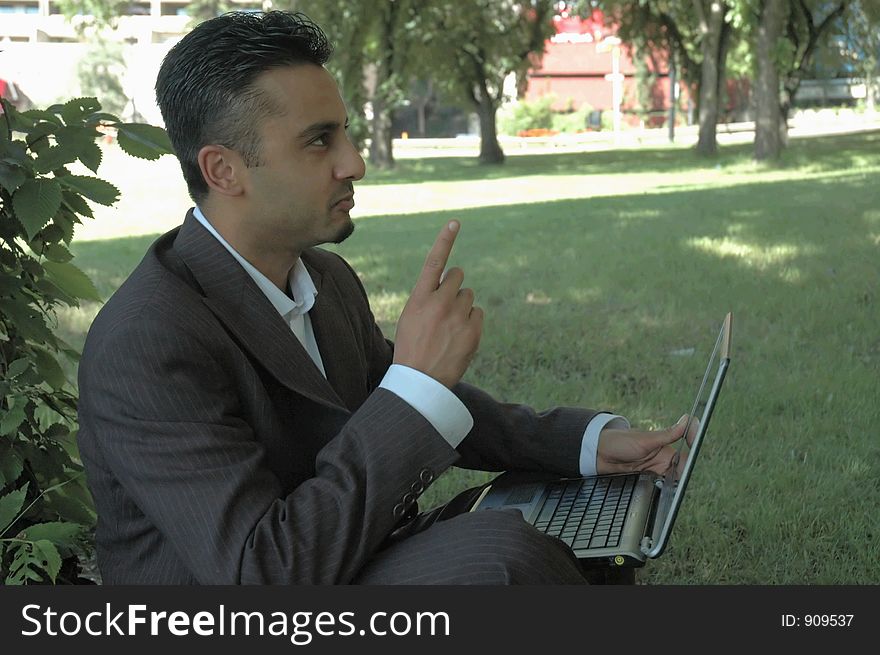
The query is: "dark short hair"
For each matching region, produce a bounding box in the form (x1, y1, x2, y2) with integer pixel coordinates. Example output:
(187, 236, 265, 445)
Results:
(155, 11, 332, 203)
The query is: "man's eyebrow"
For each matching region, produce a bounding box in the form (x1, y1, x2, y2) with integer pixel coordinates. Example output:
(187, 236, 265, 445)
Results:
(298, 118, 350, 139)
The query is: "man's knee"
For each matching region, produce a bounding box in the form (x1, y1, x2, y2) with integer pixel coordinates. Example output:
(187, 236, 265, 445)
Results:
(458, 509, 586, 584)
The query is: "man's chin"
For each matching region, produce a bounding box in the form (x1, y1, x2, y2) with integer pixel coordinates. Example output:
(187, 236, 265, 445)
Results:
(330, 219, 355, 244)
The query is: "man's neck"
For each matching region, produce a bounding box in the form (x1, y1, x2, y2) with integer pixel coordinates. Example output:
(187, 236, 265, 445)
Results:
(199, 204, 300, 292)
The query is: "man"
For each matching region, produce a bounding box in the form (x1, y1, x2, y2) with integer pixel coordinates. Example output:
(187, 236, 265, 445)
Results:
(77, 11, 690, 585)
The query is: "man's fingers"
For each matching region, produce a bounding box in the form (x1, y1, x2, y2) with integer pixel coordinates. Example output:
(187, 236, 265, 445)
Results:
(643, 415, 691, 451)
(438, 267, 465, 296)
(454, 286, 475, 310)
(413, 220, 460, 297)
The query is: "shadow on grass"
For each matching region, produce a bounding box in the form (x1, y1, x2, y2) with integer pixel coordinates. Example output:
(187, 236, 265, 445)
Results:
(71, 167, 879, 320)
(66, 164, 880, 583)
(358, 130, 880, 186)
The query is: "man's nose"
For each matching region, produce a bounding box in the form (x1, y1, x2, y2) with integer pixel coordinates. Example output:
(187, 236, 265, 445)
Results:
(336, 138, 366, 181)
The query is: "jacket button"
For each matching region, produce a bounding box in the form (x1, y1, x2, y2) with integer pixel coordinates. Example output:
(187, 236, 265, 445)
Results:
(402, 492, 416, 507)
(393, 503, 405, 518)
(411, 481, 424, 494)
(419, 469, 434, 484)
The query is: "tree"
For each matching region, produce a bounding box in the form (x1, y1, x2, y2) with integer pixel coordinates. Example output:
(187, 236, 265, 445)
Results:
(810, 1, 880, 112)
(291, 0, 434, 170)
(604, 1, 703, 108)
(284, 1, 373, 156)
(420, 0, 557, 164)
(736, 0, 850, 159)
(186, 0, 234, 24)
(366, 0, 415, 169)
(77, 38, 128, 117)
(841, 1, 880, 111)
(693, 0, 734, 156)
(779, 1, 848, 129)
(753, 0, 789, 160)
(597, 0, 737, 156)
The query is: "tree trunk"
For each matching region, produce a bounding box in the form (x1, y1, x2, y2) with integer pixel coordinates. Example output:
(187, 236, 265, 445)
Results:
(369, 92, 394, 170)
(474, 78, 504, 165)
(368, 3, 397, 170)
(755, 0, 787, 161)
(413, 79, 433, 137)
(694, 0, 729, 157)
(867, 67, 877, 113)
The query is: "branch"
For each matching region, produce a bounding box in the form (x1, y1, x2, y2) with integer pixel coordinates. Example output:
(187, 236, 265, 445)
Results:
(692, 0, 708, 34)
(0, 472, 84, 539)
(656, 10, 698, 79)
(794, 1, 847, 74)
(814, 1, 847, 39)
(0, 97, 13, 140)
(782, 1, 847, 112)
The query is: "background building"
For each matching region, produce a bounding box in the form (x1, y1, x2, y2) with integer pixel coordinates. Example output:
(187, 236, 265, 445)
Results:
(0, 0, 262, 122)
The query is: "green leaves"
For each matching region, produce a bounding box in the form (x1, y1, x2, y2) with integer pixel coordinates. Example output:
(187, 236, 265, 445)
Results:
(60, 97, 102, 125)
(0, 402, 27, 437)
(55, 124, 103, 173)
(58, 175, 119, 206)
(117, 123, 175, 160)
(0, 483, 29, 537)
(42, 260, 103, 303)
(0, 162, 27, 193)
(0, 441, 24, 487)
(1, 94, 171, 585)
(33, 144, 79, 174)
(12, 179, 63, 241)
(20, 521, 85, 548)
(34, 347, 69, 390)
(6, 540, 62, 584)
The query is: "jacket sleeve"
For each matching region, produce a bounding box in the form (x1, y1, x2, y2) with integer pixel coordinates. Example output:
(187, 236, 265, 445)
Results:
(452, 382, 599, 476)
(78, 317, 459, 585)
(334, 251, 598, 479)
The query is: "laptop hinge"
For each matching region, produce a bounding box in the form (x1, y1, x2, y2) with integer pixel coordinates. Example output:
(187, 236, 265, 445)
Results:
(639, 478, 664, 555)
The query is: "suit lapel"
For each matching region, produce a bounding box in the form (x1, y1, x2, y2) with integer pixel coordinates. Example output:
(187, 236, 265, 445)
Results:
(302, 254, 369, 411)
(173, 211, 347, 412)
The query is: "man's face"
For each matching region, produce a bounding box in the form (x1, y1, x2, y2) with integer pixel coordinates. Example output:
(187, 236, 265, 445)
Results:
(242, 64, 365, 254)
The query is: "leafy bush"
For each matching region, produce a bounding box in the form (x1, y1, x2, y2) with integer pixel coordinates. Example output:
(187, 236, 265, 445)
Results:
(0, 96, 172, 584)
(551, 105, 594, 133)
(499, 95, 556, 135)
(500, 96, 598, 135)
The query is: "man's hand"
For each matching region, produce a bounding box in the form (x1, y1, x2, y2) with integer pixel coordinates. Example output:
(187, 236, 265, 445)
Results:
(596, 415, 700, 476)
(393, 220, 483, 388)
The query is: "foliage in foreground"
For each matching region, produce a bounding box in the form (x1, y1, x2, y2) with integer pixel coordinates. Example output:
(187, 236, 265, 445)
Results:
(0, 97, 172, 584)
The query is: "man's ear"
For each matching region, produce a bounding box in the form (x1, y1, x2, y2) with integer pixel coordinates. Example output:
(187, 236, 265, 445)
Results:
(197, 145, 247, 198)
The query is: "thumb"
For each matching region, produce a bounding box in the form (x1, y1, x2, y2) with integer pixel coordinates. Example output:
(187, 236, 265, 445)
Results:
(656, 414, 690, 446)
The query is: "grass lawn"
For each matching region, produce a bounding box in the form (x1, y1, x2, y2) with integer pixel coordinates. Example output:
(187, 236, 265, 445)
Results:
(64, 131, 880, 584)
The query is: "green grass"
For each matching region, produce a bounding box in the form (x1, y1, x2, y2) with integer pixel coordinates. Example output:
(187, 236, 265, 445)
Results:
(64, 132, 880, 584)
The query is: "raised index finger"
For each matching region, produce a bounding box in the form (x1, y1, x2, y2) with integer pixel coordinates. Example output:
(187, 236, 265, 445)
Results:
(412, 220, 460, 297)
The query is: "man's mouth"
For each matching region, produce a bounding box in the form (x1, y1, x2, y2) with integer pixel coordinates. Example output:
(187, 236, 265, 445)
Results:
(332, 194, 355, 211)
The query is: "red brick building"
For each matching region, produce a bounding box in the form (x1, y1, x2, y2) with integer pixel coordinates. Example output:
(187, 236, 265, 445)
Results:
(524, 8, 681, 126)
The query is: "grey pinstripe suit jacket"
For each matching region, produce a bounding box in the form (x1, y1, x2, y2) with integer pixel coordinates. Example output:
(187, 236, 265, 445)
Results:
(77, 211, 599, 584)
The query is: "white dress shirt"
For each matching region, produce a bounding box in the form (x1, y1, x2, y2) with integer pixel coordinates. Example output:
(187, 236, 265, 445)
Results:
(193, 207, 625, 474)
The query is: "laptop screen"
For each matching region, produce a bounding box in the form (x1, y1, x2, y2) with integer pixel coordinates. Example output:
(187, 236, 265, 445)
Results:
(647, 313, 732, 558)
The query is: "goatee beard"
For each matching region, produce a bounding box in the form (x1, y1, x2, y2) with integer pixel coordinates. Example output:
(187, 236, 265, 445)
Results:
(331, 220, 355, 244)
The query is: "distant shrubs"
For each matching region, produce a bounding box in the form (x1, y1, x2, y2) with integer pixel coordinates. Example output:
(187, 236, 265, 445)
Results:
(499, 95, 599, 136)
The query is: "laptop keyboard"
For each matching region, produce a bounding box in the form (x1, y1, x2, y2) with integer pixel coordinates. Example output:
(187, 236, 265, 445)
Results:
(533, 474, 638, 550)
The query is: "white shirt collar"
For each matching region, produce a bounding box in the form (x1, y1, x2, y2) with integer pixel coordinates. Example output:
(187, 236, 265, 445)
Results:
(192, 206, 317, 318)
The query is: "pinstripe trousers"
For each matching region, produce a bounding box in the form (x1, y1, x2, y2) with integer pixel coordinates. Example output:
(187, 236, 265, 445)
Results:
(354, 487, 589, 585)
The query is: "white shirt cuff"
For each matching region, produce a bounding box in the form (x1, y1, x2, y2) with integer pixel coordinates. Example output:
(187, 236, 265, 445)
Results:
(579, 413, 630, 476)
(378, 365, 474, 448)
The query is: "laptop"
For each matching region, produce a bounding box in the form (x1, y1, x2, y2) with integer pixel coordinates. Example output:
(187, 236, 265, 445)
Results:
(471, 313, 732, 568)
